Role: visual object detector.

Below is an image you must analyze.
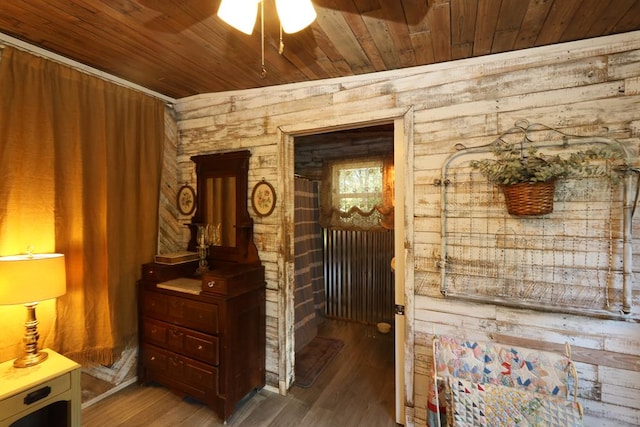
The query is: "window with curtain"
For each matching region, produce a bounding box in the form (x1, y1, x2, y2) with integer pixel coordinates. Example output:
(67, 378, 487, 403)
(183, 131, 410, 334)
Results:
(320, 156, 394, 230)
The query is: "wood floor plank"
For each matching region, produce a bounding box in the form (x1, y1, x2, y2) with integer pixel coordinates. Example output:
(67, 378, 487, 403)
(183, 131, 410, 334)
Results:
(81, 320, 396, 426)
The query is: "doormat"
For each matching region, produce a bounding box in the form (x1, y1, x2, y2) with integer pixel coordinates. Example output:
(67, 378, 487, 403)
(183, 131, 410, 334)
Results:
(295, 336, 344, 388)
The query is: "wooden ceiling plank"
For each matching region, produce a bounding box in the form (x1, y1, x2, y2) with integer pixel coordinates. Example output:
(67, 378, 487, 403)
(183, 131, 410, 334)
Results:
(451, 0, 478, 60)
(491, 29, 519, 54)
(473, 0, 501, 56)
(428, 0, 452, 62)
(301, 30, 353, 78)
(379, 1, 417, 68)
(410, 31, 436, 64)
(276, 33, 336, 81)
(326, 0, 387, 72)
(403, 0, 431, 33)
(352, 0, 382, 14)
(402, 0, 435, 64)
(584, 0, 638, 37)
(314, 5, 374, 74)
(534, 0, 584, 46)
(361, 11, 403, 69)
(495, 0, 529, 31)
(611, 0, 640, 33)
(558, 0, 612, 42)
(309, 25, 360, 76)
(512, 0, 553, 50)
(491, 0, 529, 52)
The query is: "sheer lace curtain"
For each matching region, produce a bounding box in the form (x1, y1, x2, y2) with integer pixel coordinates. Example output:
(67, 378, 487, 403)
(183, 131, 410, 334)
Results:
(319, 156, 394, 231)
(0, 47, 165, 365)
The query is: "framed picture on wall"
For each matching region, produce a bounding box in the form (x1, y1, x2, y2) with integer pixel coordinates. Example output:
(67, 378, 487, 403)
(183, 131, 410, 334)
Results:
(251, 180, 276, 217)
(177, 184, 196, 216)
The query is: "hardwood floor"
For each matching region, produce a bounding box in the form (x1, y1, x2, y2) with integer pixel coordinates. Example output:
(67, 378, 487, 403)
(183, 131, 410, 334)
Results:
(81, 319, 396, 426)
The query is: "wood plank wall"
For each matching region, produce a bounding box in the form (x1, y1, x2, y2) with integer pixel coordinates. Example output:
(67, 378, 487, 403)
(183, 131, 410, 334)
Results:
(171, 32, 640, 426)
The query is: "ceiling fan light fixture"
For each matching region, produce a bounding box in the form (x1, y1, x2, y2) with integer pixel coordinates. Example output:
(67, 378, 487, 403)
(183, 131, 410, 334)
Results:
(217, 0, 260, 35)
(275, 0, 317, 34)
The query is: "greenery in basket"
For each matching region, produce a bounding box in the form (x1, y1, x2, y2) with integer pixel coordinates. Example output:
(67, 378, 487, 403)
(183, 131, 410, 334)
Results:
(469, 140, 627, 186)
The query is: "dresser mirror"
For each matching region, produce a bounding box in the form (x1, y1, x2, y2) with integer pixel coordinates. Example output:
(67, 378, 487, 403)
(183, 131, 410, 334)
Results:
(204, 176, 236, 247)
(188, 150, 259, 265)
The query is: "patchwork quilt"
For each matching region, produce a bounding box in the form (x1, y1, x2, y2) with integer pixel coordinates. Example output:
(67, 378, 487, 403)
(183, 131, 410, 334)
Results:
(448, 377, 583, 427)
(428, 335, 582, 427)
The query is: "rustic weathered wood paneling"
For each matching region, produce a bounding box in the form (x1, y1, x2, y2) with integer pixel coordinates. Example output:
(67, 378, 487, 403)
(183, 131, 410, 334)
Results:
(171, 32, 640, 426)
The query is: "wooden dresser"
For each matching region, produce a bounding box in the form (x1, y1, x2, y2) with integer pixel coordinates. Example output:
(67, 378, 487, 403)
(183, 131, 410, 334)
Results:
(138, 260, 265, 421)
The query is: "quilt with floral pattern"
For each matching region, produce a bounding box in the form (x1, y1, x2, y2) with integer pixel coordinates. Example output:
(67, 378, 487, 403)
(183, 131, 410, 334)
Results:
(448, 377, 583, 427)
(428, 335, 582, 427)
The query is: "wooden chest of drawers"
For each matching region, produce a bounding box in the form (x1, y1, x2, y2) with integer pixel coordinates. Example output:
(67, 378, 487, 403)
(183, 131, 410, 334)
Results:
(138, 261, 265, 421)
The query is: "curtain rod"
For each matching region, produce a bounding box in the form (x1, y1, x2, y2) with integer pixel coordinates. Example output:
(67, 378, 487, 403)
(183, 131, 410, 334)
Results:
(0, 32, 175, 105)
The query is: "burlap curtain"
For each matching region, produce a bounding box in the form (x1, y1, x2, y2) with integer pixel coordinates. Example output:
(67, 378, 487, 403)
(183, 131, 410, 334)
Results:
(0, 47, 164, 365)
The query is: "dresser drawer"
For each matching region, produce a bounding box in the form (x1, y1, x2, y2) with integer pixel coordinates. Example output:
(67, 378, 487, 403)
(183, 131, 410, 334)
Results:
(173, 298, 219, 334)
(185, 361, 217, 391)
(143, 318, 219, 365)
(0, 372, 70, 416)
(141, 290, 220, 334)
(142, 344, 171, 373)
(201, 275, 228, 294)
(201, 265, 265, 297)
(184, 333, 219, 365)
(142, 291, 169, 318)
(142, 317, 169, 346)
(142, 344, 218, 394)
(141, 262, 198, 282)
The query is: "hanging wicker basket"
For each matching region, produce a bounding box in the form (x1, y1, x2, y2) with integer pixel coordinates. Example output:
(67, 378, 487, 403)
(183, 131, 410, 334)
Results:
(501, 180, 556, 216)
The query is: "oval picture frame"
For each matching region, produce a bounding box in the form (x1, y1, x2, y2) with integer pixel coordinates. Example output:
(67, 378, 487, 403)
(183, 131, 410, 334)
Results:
(177, 184, 196, 216)
(251, 180, 276, 217)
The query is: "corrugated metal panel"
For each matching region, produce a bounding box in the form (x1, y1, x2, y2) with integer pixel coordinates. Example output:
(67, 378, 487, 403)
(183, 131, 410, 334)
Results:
(323, 229, 395, 324)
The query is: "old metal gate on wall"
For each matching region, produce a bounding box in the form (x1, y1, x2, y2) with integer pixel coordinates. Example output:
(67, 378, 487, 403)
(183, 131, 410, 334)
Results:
(438, 121, 635, 318)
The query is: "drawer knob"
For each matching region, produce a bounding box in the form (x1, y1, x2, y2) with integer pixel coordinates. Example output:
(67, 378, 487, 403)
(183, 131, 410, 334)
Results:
(198, 345, 203, 350)
(150, 356, 155, 361)
(208, 280, 215, 288)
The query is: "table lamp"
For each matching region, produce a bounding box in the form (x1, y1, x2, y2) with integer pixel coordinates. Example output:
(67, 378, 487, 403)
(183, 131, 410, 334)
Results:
(0, 252, 66, 368)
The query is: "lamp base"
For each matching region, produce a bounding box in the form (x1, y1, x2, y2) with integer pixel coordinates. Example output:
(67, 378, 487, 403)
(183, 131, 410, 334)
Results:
(13, 302, 48, 368)
(13, 350, 48, 368)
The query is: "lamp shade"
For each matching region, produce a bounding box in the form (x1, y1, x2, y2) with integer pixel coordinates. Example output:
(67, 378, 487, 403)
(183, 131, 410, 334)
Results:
(218, 0, 260, 35)
(0, 253, 66, 305)
(275, 0, 317, 34)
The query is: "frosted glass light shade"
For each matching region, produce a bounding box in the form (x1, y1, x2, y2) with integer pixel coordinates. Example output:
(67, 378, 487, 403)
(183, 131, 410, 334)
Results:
(0, 253, 66, 305)
(276, 0, 317, 33)
(217, 0, 260, 35)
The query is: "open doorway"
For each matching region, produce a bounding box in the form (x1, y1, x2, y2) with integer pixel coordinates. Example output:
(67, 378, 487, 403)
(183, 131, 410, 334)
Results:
(279, 111, 413, 425)
(291, 124, 396, 420)
(284, 120, 406, 423)
(294, 125, 395, 325)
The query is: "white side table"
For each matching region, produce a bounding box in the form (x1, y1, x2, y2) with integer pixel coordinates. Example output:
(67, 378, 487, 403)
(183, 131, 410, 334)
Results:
(0, 349, 80, 427)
